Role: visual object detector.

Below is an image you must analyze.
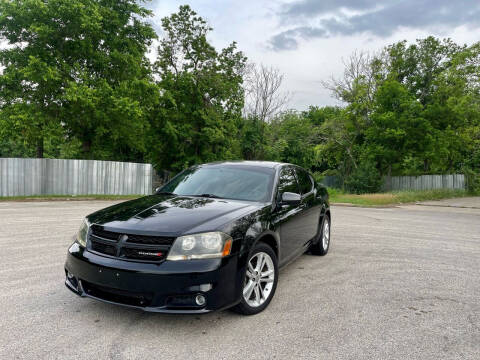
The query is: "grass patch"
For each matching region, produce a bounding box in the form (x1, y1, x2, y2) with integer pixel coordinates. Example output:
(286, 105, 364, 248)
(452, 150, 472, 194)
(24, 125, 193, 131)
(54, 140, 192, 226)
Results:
(0, 194, 142, 202)
(1, 189, 475, 206)
(329, 188, 471, 206)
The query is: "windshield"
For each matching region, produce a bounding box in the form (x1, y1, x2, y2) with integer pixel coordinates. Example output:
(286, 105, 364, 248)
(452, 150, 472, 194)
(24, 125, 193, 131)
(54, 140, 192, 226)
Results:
(159, 165, 275, 202)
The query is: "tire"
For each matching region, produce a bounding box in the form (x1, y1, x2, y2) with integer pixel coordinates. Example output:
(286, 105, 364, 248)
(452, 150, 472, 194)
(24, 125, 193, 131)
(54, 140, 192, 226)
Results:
(310, 214, 331, 256)
(231, 243, 279, 315)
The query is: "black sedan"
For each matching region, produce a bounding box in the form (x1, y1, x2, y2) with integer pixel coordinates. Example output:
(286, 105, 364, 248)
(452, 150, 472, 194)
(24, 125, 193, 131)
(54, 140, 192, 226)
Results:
(65, 161, 331, 315)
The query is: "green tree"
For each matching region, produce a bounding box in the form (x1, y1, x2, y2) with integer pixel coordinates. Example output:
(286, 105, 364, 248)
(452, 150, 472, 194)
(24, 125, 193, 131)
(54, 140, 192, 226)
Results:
(0, 0, 157, 159)
(150, 5, 247, 171)
(318, 37, 480, 182)
(317, 52, 384, 182)
(431, 42, 480, 174)
(386, 37, 463, 106)
(366, 79, 433, 175)
(264, 111, 317, 169)
(302, 106, 339, 126)
(239, 116, 267, 160)
(315, 107, 361, 180)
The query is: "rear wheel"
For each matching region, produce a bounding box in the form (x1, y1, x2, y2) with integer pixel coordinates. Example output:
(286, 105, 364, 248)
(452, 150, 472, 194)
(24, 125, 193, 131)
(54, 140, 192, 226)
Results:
(310, 214, 330, 256)
(232, 243, 278, 315)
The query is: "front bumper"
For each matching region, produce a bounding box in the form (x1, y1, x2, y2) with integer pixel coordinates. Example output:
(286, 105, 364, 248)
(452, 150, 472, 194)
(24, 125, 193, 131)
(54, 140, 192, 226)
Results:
(64, 243, 241, 313)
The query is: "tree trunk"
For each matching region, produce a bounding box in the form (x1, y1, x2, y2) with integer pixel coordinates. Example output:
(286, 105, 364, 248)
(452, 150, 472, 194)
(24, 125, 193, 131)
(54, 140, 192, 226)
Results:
(82, 139, 92, 156)
(36, 136, 44, 158)
(423, 159, 429, 172)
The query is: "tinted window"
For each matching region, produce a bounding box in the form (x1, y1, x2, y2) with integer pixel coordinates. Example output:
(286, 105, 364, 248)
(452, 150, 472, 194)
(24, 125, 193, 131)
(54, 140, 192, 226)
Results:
(295, 168, 314, 195)
(160, 165, 275, 202)
(277, 167, 300, 196)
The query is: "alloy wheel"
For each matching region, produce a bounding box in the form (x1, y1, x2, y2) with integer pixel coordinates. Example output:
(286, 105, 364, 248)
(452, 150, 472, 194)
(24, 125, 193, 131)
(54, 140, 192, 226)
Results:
(243, 252, 275, 307)
(322, 220, 330, 250)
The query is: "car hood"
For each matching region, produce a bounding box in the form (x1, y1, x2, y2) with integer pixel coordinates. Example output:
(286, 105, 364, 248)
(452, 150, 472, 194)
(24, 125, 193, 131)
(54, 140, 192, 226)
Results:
(87, 194, 262, 236)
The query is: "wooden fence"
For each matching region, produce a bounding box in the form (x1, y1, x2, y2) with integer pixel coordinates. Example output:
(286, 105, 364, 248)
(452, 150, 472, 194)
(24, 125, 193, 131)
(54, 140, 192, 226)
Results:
(0, 158, 153, 196)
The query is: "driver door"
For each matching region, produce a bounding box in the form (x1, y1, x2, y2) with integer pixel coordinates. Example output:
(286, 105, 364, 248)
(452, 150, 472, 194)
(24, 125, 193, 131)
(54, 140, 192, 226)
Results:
(275, 166, 305, 265)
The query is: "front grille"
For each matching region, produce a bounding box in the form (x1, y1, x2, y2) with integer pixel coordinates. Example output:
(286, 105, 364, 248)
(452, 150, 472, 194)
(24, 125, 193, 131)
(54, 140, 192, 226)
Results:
(81, 280, 153, 307)
(90, 225, 120, 241)
(88, 225, 174, 262)
(91, 240, 117, 256)
(125, 234, 175, 246)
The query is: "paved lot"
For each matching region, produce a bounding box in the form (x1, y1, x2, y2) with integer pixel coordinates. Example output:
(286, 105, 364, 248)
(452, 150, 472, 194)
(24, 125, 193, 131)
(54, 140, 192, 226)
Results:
(416, 196, 480, 209)
(0, 199, 479, 360)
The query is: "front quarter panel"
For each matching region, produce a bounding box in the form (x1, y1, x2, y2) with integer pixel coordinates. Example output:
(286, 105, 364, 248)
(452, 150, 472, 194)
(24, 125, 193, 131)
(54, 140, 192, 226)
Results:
(219, 205, 278, 258)
(218, 205, 279, 301)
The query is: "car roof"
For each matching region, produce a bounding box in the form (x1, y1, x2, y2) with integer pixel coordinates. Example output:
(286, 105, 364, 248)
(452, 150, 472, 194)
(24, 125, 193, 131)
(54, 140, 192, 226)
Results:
(200, 160, 290, 169)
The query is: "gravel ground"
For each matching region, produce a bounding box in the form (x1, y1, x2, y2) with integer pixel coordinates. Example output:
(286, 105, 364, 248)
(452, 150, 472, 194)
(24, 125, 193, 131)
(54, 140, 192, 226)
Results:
(0, 199, 479, 360)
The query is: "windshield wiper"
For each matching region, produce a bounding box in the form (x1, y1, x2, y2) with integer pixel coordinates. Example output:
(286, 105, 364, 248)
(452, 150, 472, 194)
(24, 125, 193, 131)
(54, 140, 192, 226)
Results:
(156, 191, 176, 195)
(188, 193, 222, 199)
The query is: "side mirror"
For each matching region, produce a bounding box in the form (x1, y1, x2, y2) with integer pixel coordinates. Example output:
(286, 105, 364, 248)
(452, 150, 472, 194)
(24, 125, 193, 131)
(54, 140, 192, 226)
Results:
(155, 187, 162, 193)
(280, 192, 301, 206)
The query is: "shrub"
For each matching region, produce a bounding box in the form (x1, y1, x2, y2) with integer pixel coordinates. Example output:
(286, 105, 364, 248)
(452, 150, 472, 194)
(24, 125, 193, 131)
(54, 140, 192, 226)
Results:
(464, 168, 480, 194)
(344, 160, 383, 194)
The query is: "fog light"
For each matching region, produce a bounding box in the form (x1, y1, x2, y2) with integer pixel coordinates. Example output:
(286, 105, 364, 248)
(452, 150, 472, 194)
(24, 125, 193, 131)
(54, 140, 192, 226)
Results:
(195, 294, 206, 306)
(65, 270, 78, 290)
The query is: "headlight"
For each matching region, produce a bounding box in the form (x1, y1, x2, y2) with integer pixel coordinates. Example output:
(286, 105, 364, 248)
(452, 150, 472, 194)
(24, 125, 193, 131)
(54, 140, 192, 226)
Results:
(167, 232, 233, 261)
(76, 219, 89, 247)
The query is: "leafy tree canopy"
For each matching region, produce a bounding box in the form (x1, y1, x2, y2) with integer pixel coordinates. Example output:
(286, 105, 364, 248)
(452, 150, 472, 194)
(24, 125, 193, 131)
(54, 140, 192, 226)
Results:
(0, 0, 157, 160)
(148, 5, 247, 171)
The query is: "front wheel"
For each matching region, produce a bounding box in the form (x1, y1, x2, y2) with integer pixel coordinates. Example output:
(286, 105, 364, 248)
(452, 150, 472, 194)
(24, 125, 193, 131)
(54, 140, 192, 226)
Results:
(232, 243, 278, 315)
(310, 214, 331, 256)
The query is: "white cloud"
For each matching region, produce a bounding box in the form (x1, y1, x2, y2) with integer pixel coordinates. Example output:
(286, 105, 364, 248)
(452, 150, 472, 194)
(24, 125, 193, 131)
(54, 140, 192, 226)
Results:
(148, 1, 480, 109)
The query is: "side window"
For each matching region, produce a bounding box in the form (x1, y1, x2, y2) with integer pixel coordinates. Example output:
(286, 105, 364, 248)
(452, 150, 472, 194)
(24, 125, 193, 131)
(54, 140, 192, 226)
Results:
(277, 167, 300, 197)
(295, 168, 314, 195)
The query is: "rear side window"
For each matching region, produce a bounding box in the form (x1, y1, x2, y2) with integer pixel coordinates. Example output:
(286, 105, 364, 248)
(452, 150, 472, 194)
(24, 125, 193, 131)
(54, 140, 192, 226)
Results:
(277, 167, 300, 196)
(295, 168, 314, 195)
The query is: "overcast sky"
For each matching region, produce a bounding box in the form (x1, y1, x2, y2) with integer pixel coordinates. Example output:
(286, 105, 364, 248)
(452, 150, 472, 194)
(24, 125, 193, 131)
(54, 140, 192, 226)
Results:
(148, 0, 480, 110)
